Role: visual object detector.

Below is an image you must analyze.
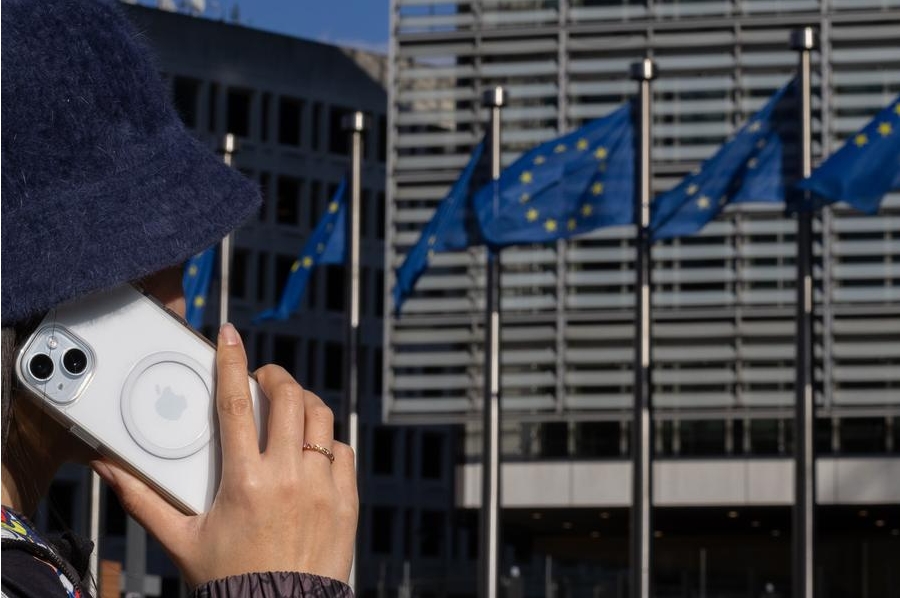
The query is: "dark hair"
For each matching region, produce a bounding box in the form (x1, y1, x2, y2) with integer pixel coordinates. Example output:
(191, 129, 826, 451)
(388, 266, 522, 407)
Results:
(2, 326, 15, 450)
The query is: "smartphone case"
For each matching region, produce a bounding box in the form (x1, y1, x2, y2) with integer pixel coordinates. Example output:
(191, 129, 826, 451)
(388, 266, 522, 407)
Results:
(14, 284, 268, 514)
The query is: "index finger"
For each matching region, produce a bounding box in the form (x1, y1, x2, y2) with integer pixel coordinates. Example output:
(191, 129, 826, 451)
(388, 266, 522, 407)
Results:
(215, 323, 260, 475)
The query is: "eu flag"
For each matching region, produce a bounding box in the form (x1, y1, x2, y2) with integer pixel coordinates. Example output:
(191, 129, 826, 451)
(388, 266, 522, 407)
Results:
(392, 136, 491, 314)
(651, 80, 795, 241)
(796, 96, 900, 214)
(183, 246, 216, 329)
(474, 103, 634, 247)
(254, 178, 347, 322)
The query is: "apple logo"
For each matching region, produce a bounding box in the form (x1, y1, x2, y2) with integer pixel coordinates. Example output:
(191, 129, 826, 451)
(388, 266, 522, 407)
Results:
(155, 384, 188, 421)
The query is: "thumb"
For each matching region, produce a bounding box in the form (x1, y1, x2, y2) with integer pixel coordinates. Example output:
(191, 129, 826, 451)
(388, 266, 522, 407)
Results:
(91, 459, 193, 554)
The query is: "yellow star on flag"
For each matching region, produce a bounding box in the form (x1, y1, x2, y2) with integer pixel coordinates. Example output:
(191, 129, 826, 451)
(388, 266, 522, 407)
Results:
(581, 204, 593, 217)
(519, 193, 531, 204)
(316, 243, 325, 253)
(748, 121, 761, 132)
(854, 133, 868, 147)
(302, 256, 314, 269)
(747, 157, 759, 169)
(686, 183, 699, 196)
(193, 296, 205, 308)
(756, 138, 767, 149)
(877, 122, 892, 137)
(576, 138, 588, 151)
(291, 260, 301, 272)
(591, 182, 604, 196)
(427, 249, 435, 260)
(594, 147, 607, 160)
(568, 218, 577, 231)
(328, 201, 339, 213)
(187, 264, 198, 277)
(428, 235, 437, 246)
(520, 171, 533, 184)
(894, 103, 900, 116)
(526, 208, 539, 222)
(554, 143, 567, 154)
(697, 196, 711, 210)
(544, 219, 557, 232)
(533, 155, 546, 165)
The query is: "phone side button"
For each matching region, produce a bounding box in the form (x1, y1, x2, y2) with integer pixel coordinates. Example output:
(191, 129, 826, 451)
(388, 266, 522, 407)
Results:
(69, 425, 100, 451)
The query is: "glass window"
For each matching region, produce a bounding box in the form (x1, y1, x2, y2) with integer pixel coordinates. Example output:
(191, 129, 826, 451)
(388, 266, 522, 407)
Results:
(171, 76, 200, 128)
(306, 340, 318, 389)
(258, 172, 270, 222)
(226, 87, 252, 137)
(309, 180, 322, 229)
(278, 97, 303, 146)
(377, 115, 387, 162)
(373, 349, 383, 396)
(421, 432, 443, 479)
(274, 254, 296, 305)
(207, 82, 219, 133)
(324, 342, 344, 391)
(256, 253, 268, 302)
(260, 92, 271, 142)
(370, 507, 393, 554)
(841, 417, 887, 454)
(749, 419, 781, 455)
(680, 420, 726, 456)
(419, 511, 445, 557)
(230, 248, 248, 299)
(328, 105, 353, 155)
(276, 175, 302, 225)
(311, 102, 323, 151)
(372, 427, 395, 476)
(577, 421, 622, 458)
(326, 266, 345, 312)
(540, 422, 569, 458)
(272, 335, 296, 372)
(376, 192, 386, 239)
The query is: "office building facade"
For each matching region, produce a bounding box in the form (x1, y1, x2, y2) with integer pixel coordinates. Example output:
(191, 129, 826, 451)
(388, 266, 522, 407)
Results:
(385, 1, 900, 596)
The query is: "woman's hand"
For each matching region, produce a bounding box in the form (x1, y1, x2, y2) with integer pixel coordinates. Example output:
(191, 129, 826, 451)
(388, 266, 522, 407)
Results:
(92, 323, 358, 587)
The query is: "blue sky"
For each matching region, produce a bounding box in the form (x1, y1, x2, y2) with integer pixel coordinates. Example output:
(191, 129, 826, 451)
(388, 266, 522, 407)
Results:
(140, 1, 390, 54)
(230, 0, 389, 53)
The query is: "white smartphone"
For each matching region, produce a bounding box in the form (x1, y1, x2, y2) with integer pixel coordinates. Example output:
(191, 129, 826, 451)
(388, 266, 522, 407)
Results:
(14, 283, 268, 515)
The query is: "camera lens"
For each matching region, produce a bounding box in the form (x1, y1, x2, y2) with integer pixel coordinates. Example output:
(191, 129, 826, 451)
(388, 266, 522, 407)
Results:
(62, 349, 88, 375)
(29, 354, 54, 380)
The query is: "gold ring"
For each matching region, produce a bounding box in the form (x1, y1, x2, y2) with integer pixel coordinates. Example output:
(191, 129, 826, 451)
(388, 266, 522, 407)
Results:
(302, 442, 335, 463)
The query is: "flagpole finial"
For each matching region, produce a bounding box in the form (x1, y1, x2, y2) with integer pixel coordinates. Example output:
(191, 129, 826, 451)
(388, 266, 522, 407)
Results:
(629, 57, 657, 81)
(482, 86, 506, 108)
(341, 110, 368, 133)
(790, 27, 817, 51)
(221, 132, 236, 155)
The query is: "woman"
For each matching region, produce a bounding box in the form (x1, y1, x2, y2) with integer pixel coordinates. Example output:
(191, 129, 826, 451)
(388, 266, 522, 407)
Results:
(1, 1, 358, 596)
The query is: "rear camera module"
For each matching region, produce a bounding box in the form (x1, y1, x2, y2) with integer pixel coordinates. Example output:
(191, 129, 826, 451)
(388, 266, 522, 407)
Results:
(29, 354, 55, 380)
(62, 348, 88, 375)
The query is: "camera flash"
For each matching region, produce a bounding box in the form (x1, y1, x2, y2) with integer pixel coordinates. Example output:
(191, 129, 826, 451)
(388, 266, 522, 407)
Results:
(46, 336, 59, 350)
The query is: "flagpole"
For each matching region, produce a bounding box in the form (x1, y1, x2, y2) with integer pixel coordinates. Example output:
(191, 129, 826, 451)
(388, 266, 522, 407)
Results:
(481, 86, 505, 598)
(87, 470, 101, 596)
(629, 57, 656, 598)
(790, 27, 817, 598)
(219, 133, 236, 326)
(341, 110, 366, 593)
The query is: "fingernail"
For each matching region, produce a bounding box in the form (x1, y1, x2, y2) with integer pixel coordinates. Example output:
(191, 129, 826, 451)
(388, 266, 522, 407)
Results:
(220, 323, 240, 346)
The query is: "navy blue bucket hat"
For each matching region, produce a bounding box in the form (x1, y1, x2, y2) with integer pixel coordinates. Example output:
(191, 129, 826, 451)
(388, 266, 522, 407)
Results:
(1, 0, 261, 325)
